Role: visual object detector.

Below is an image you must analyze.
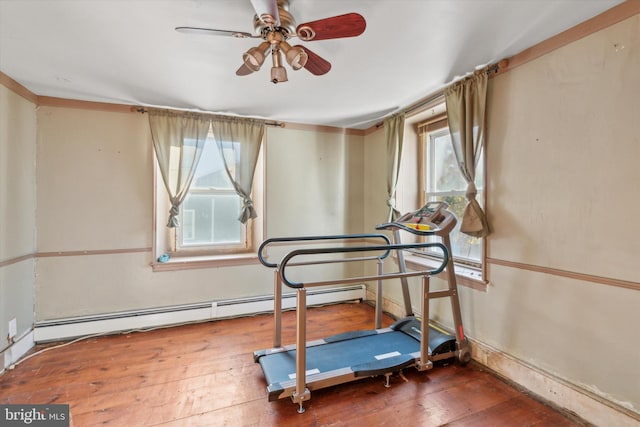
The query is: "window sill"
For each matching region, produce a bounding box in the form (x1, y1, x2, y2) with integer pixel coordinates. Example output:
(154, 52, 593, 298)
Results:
(151, 252, 260, 272)
(402, 254, 488, 292)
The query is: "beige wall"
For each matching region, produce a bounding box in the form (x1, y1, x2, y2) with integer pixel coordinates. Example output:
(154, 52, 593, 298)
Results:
(34, 109, 365, 320)
(2, 7, 639, 418)
(0, 85, 37, 343)
(481, 14, 640, 412)
(362, 114, 429, 314)
(36, 108, 152, 252)
(363, 13, 640, 414)
(264, 126, 366, 285)
(266, 126, 364, 237)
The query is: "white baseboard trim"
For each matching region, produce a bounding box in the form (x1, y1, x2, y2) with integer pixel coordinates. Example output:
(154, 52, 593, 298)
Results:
(1, 330, 35, 373)
(471, 339, 640, 427)
(33, 285, 365, 343)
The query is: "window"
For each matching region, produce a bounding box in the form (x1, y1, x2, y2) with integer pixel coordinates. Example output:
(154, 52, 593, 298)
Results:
(424, 127, 484, 266)
(153, 131, 263, 269)
(177, 138, 247, 251)
(415, 114, 486, 287)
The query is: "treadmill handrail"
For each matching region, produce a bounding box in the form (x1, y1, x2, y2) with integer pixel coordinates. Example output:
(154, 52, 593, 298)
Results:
(280, 242, 449, 289)
(258, 233, 392, 268)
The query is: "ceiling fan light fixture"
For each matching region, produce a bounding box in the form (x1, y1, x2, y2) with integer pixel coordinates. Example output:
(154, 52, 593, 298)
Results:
(242, 41, 270, 71)
(280, 41, 308, 70)
(270, 48, 288, 83)
(270, 66, 288, 83)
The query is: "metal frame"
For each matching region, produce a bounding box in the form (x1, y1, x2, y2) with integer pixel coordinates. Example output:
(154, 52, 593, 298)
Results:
(378, 205, 471, 364)
(257, 234, 450, 413)
(258, 233, 392, 347)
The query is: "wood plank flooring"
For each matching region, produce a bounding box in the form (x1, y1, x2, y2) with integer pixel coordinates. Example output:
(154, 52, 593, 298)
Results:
(0, 302, 582, 426)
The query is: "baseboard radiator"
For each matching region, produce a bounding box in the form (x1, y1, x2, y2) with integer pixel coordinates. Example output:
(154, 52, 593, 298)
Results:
(33, 285, 365, 343)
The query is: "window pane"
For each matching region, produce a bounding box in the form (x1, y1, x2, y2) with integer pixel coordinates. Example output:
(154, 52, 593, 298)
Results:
(432, 194, 483, 262)
(181, 193, 243, 246)
(432, 133, 466, 192)
(425, 129, 483, 265)
(475, 150, 484, 189)
(191, 140, 235, 190)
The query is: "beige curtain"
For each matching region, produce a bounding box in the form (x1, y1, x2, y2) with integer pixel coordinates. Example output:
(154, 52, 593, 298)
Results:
(445, 69, 490, 237)
(148, 109, 211, 227)
(384, 113, 405, 221)
(210, 116, 265, 224)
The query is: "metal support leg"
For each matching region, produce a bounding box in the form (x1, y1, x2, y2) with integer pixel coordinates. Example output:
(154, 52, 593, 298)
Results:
(393, 229, 414, 317)
(418, 275, 433, 371)
(273, 269, 282, 348)
(383, 372, 392, 388)
(292, 288, 310, 413)
(375, 259, 383, 329)
(442, 235, 471, 363)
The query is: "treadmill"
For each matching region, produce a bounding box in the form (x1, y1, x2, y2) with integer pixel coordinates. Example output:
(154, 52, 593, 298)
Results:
(254, 202, 470, 413)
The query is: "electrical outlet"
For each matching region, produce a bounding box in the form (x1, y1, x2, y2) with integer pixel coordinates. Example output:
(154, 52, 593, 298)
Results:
(8, 318, 17, 340)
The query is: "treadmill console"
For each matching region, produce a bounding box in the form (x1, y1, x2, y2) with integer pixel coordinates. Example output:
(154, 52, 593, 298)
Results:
(378, 201, 456, 236)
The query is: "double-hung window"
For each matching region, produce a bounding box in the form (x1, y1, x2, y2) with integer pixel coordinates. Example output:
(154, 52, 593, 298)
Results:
(178, 136, 247, 251)
(417, 115, 486, 286)
(153, 131, 263, 269)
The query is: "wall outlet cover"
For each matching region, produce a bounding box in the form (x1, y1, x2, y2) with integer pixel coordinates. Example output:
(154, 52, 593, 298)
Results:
(8, 318, 17, 339)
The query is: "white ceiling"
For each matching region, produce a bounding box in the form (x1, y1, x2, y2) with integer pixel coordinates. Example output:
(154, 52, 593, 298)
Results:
(0, 0, 624, 129)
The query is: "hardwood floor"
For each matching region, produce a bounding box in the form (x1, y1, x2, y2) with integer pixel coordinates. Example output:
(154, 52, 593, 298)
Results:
(0, 302, 581, 426)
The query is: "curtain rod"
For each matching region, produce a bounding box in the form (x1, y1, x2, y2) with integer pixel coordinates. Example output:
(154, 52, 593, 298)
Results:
(131, 107, 285, 128)
(403, 93, 445, 118)
(377, 59, 509, 128)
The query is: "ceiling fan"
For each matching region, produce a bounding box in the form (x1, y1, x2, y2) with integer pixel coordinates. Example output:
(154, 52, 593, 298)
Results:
(175, 0, 366, 83)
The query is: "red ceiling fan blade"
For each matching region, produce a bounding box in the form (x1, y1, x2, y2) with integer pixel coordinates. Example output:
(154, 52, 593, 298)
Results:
(296, 13, 366, 41)
(298, 46, 331, 76)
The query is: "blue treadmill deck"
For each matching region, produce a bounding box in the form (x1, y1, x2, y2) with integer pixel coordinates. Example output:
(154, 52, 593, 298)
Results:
(255, 318, 456, 401)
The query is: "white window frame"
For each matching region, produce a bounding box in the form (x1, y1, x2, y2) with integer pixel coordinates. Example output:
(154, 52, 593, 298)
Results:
(414, 115, 488, 289)
(152, 131, 264, 271)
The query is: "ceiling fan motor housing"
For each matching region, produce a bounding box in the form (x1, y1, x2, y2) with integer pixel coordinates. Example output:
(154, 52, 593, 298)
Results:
(253, 0, 296, 38)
